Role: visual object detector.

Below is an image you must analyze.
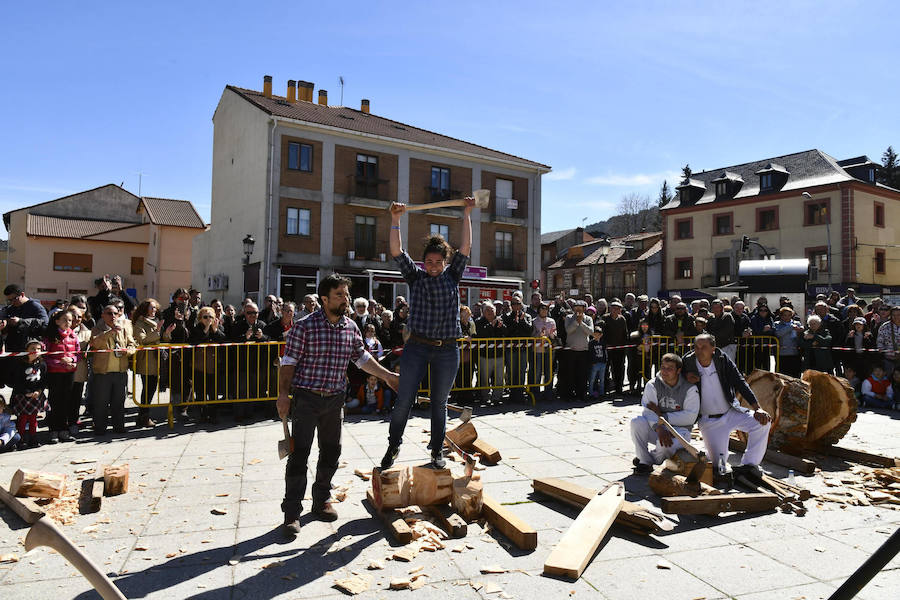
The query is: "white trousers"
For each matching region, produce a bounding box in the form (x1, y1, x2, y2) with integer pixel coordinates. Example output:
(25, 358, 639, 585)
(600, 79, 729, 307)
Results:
(698, 407, 770, 466)
(630, 415, 688, 465)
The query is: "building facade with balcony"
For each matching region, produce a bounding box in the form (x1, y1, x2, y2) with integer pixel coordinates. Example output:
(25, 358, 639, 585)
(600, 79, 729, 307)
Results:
(193, 76, 550, 307)
(660, 150, 900, 303)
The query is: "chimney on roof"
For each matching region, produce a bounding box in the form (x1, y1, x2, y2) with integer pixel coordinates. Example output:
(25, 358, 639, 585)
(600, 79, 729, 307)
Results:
(286, 80, 296, 103)
(318, 89, 328, 106)
(361, 99, 370, 114)
(297, 80, 314, 102)
(263, 75, 272, 98)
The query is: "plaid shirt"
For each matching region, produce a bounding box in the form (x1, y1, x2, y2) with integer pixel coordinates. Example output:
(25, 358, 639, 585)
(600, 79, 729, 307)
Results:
(280, 309, 371, 394)
(395, 250, 469, 339)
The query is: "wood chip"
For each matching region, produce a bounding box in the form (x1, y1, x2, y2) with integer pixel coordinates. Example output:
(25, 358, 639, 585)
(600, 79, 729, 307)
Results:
(367, 561, 384, 570)
(392, 547, 417, 562)
(248, 458, 263, 465)
(70, 458, 97, 464)
(451, 545, 465, 553)
(281, 573, 298, 581)
(390, 577, 411, 590)
(410, 577, 426, 590)
(480, 565, 508, 574)
(656, 559, 673, 569)
(334, 574, 370, 595)
(261, 560, 284, 569)
(134, 547, 148, 552)
(210, 507, 228, 515)
(485, 582, 503, 594)
(408, 565, 424, 574)
(215, 493, 229, 497)
(0, 553, 19, 563)
(165, 552, 178, 558)
(354, 468, 371, 481)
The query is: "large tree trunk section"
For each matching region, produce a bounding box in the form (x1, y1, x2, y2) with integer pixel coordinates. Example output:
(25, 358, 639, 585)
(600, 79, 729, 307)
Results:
(739, 370, 809, 449)
(372, 466, 452, 510)
(451, 475, 483, 522)
(801, 370, 858, 447)
(10, 469, 66, 499)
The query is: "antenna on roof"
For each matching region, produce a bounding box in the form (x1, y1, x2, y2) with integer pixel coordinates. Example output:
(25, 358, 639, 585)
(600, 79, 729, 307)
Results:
(339, 76, 344, 106)
(134, 170, 147, 197)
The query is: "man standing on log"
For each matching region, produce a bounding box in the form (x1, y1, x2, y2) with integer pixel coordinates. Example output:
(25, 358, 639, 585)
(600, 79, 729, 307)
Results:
(380, 196, 475, 470)
(682, 333, 771, 478)
(630, 353, 700, 474)
(277, 274, 399, 537)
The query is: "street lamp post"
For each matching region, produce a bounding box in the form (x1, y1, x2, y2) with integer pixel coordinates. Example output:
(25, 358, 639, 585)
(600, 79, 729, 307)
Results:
(242, 234, 255, 266)
(802, 192, 831, 292)
(598, 237, 611, 299)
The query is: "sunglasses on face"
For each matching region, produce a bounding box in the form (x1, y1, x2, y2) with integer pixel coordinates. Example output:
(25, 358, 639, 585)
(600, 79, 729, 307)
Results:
(246, 311, 258, 315)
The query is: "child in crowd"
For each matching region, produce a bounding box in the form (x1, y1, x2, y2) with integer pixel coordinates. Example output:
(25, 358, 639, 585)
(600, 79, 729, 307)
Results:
(861, 364, 893, 409)
(346, 374, 383, 414)
(587, 327, 608, 399)
(892, 369, 900, 411)
(363, 323, 384, 360)
(843, 365, 861, 401)
(0, 396, 21, 452)
(11, 339, 47, 448)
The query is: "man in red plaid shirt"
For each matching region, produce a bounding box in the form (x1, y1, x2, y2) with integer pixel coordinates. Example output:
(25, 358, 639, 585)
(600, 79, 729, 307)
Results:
(277, 274, 399, 537)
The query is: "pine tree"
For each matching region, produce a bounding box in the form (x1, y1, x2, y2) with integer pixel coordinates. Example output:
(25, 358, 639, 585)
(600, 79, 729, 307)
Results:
(658, 180, 672, 207)
(681, 164, 692, 183)
(881, 146, 899, 189)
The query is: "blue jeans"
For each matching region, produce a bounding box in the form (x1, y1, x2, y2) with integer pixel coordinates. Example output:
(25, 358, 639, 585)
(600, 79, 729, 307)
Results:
(388, 340, 460, 454)
(588, 362, 607, 396)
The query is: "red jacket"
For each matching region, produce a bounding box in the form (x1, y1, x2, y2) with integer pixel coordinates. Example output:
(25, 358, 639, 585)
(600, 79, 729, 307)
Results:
(44, 328, 80, 373)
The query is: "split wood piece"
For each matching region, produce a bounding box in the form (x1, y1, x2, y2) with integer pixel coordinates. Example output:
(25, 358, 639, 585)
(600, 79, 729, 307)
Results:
(728, 436, 816, 474)
(426, 504, 467, 538)
(451, 475, 483, 522)
(472, 438, 501, 464)
(78, 479, 105, 514)
(445, 421, 478, 449)
(334, 574, 370, 595)
(649, 467, 721, 498)
(662, 449, 714, 486)
(0, 484, 45, 524)
(371, 466, 452, 509)
(660, 492, 780, 515)
(543, 485, 624, 580)
(532, 477, 673, 534)
(364, 489, 413, 544)
(818, 445, 900, 468)
(481, 493, 537, 550)
(102, 465, 129, 496)
(10, 469, 66, 499)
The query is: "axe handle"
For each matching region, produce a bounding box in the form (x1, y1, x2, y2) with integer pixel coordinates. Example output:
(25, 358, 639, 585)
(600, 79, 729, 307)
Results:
(403, 198, 467, 211)
(657, 416, 702, 461)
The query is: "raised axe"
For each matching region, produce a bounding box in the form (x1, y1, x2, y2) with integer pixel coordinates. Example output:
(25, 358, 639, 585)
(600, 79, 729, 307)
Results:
(657, 416, 709, 486)
(447, 403, 473, 423)
(399, 189, 490, 212)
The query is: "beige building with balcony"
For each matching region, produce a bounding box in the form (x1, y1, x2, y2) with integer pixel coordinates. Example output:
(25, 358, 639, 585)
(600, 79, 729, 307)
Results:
(3, 184, 206, 308)
(661, 150, 900, 302)
(193, 75, 550, 307)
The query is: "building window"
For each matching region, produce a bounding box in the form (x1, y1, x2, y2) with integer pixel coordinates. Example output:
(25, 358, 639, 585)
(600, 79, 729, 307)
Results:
(430, 167, 450, 200)
(675, 257, 693, 280)
(574, 272, 583, 288)
(130, 257, 144, 275)
(875, 202, 885, 228)
(806, 247, 828, 273)
(674, 217, 693, 240)
(715, 182, 727, 198)
(804, 198, 830, 226)
(495, 231, 513, 260)
(760, 173, 773, 191)
(679, 189, 692, 204)
(354, 215, 376, 259)
(53, 252, 92, 272)
(756, 206, 779, 231)
(36, 287, 57, 294)
(713, 213, 733, 236)
(869, 167, 876, 183)
(623, 270, 637, 289)
(286, 207, 311, 236)
(495, 178, 515, 218)
(430, 223, 449, 239)
(355, 154, 379, 198)
(553, 273, 563, 290)
(875, 249, 886, 274)
(715, 257, 731, 284)
(605, 271, 615, 290)
(288, 142, 313, 172)
(543, 248, 552, 262)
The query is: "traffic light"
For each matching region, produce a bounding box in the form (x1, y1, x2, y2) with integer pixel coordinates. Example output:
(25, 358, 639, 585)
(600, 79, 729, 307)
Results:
(741, 235, 750, 253)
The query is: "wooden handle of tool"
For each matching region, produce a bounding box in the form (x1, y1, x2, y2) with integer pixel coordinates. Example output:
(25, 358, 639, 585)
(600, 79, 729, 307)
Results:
(25, 517, 127, 600)
(657, 416, 701, 460)
(402, 199, 467, 211)
(282, 417, 294, 453)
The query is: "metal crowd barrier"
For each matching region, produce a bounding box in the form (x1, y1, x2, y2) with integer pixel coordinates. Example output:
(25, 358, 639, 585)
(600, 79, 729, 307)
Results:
(638, 335, 780, 381)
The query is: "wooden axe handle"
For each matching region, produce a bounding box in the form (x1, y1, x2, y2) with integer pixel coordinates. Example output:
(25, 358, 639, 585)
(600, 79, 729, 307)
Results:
(403, 198, 468, 211)
(657, 416, 702, 461)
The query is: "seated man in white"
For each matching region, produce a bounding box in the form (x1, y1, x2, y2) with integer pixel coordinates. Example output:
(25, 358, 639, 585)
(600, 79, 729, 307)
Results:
(630, 352, 700, 474)
(682, 333, 771, 478)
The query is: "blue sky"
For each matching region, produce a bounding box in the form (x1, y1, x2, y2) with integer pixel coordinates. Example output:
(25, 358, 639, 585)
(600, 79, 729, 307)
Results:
(1, 2, 897, 234)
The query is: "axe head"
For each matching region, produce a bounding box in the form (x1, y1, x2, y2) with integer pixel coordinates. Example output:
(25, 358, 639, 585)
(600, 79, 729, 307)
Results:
(685, 451, 708, 483)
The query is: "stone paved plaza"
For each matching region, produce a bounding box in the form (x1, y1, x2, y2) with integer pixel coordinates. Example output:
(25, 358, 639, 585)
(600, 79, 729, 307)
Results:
(0, 396, 898, 600)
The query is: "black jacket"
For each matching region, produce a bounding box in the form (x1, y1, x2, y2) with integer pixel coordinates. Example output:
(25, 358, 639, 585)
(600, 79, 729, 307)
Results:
(3, 299, 49, 352)
(501, 311, 533, 338)
(706, 311, 736, 348)
(681, 348, 759, 408)
(88, 290, 135, 321)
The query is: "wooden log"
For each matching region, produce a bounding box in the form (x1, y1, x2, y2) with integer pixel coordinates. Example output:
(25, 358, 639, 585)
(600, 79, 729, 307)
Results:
(445, 422, 478, 449)
(0, 484, 45, 524)
(740, 370, 808, 449)
(801, 370, 857, 447)
(729, 437, 816, 474)
(481, 493, 537, 550)
(648, 468, 721, 498)
(78, 479, 104, 514)
(426, 504, 467, 538)
(364, 490, 413, 544)
(102, 465, 129, 497)
(472, 438, 501, 464)
(10, 469, 66, 499)
(819, 446, 900, 468)
(543, 485, 624, 580)
(372, 466, 452, 509)
(660, 492, 780, 515)
(532, 477, 674, 534)
(451, 475, 483, 522)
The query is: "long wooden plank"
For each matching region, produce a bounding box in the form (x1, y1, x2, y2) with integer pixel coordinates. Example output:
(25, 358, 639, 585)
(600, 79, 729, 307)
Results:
(660, 492, 780, 515)
(0, 484, 45, 524)
(821, 446, 900, 468)
(543, 486, 624, 580)
(471, 438, 501, 464)
(532, 477, 674, 533)
(365, 490, 413, 544)
(481, 493, 537, 550)
(729, 437, 816, 474)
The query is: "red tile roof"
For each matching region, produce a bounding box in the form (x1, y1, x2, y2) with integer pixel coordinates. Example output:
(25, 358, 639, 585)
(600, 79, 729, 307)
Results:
(140, 197, 206, 228)
(226, 86, 550, 171)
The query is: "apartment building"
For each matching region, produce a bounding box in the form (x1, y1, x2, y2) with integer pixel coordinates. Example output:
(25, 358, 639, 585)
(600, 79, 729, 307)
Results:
(193, 76, 550, 307)
(661, 150, 900, 302)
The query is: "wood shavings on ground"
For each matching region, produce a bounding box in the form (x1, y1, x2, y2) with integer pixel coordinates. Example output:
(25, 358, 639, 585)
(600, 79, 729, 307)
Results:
(334, 574, 371, 594)
(816, 466, 900, 507)
(36, 486, 79, 526)
(354, 468, 371, 481)
(210, 507, 228, 515)
(480, 565, 508, 574)
(248, 458, 263, 465)
(0, 553, 19, 563)
(70, 458, 97, 464)
(390, 577, 411, 589)
(367, 561, 384, 570)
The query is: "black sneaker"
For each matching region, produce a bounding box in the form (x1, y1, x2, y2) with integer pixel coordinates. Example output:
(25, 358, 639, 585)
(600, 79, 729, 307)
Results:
(633, 462, 652, 474)
(47, 431, 59, 445)
(632, 457, 641, 467)
(431, 454, 446, 469)
(733, 464, 762, 480)
(312, 502, 338, 522)
(381, 445, 400, 469)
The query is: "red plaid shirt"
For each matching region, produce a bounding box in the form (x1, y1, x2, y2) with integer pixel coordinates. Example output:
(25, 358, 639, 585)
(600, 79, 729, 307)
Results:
(280, 309, 371, 394)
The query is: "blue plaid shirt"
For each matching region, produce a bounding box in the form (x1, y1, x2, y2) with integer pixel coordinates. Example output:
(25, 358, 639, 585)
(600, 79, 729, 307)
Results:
(395, 250, 469, 339)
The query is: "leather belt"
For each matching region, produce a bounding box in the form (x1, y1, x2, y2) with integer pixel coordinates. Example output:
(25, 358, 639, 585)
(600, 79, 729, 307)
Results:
(703, 412, 726, 419)
(408, 333, 458, 347)
(295, 387, 342, 398)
